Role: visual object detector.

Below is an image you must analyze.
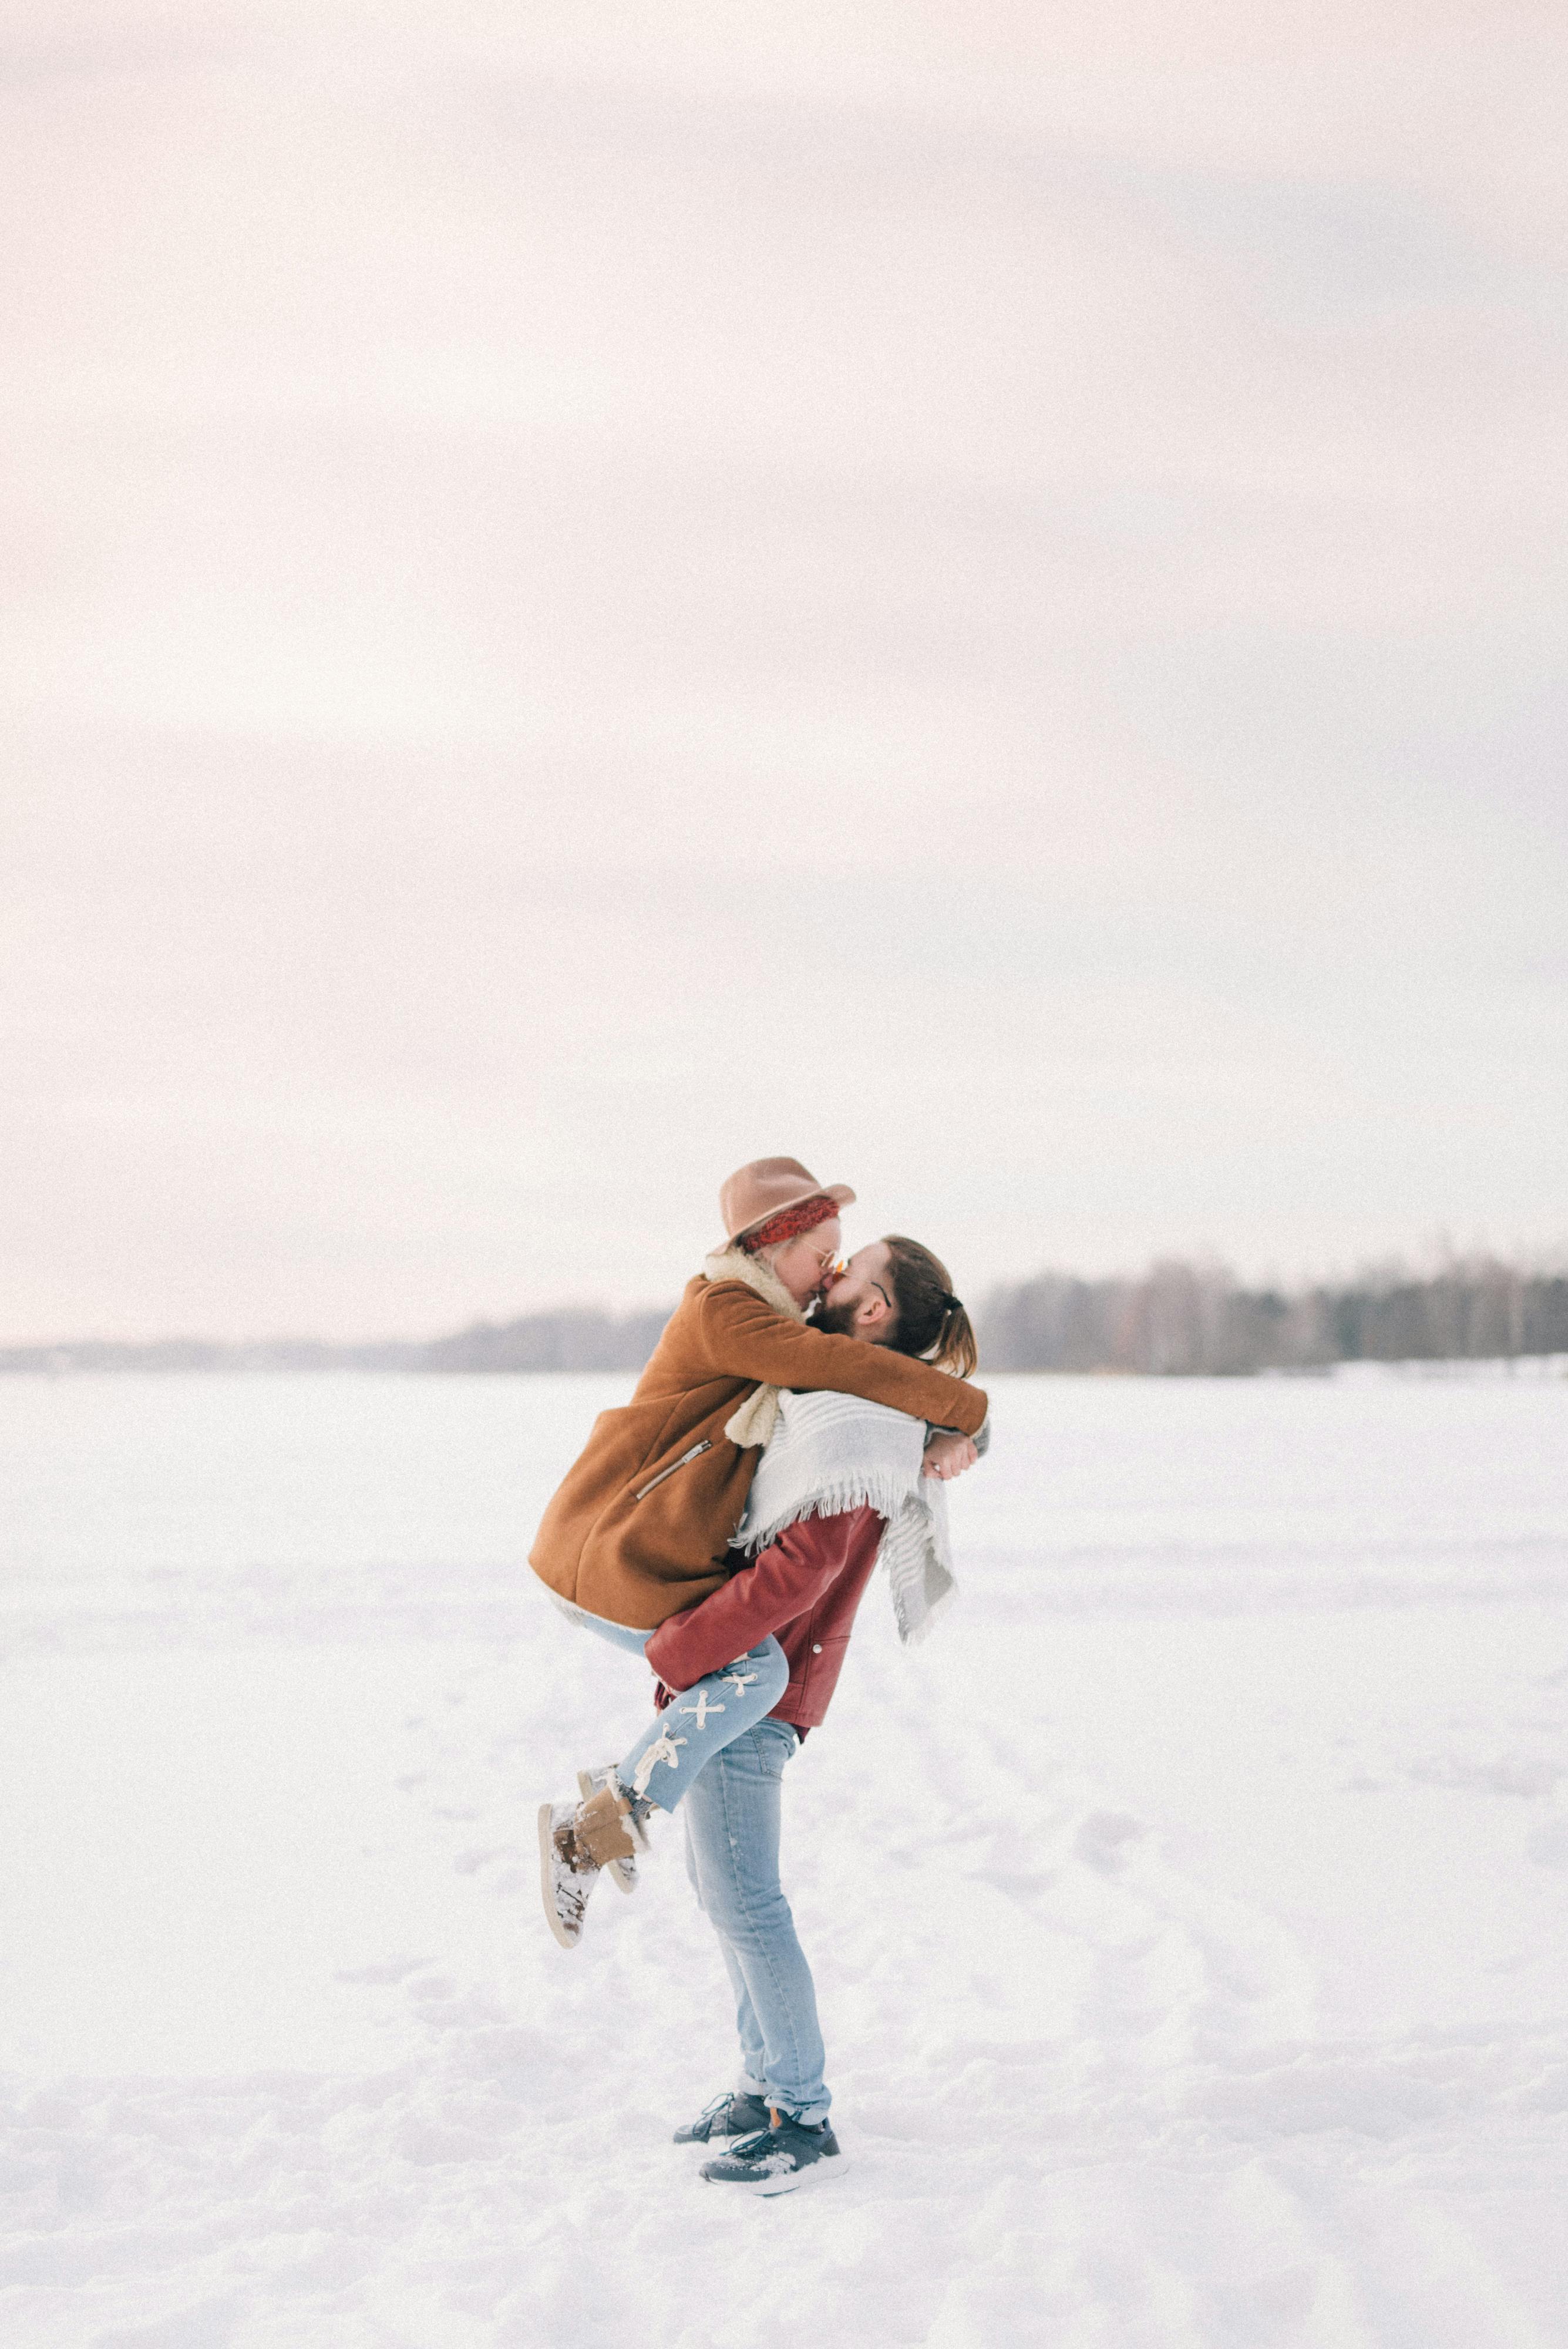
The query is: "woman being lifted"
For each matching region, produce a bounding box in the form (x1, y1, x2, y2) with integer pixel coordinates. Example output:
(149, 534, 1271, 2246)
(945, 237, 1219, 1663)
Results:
(529, 1155, 987, 1930)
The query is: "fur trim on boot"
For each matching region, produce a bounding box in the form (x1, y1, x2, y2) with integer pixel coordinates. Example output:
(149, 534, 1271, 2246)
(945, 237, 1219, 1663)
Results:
(573, 1781, 641, 1867)
(576, 1765, 649, 1894)
(537, 1782, 645, 1949)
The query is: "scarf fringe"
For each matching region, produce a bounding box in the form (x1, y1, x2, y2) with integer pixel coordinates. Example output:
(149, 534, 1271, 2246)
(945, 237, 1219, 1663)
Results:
(738, 1469, 921, 1560)
(733, 1389, 961, 1647)
(891, 1557, 960, 1647)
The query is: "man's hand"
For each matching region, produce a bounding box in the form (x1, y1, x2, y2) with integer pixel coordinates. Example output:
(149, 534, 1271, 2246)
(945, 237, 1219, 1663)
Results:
(922, 1431, 979, 1480)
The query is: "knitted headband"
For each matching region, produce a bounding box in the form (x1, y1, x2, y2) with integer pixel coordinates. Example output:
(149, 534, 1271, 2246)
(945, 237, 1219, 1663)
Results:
(736, 1193, 843, 1254)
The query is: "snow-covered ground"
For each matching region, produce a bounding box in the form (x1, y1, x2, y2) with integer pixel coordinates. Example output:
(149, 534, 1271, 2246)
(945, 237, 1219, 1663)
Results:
(3, 1369, 1567, 2347)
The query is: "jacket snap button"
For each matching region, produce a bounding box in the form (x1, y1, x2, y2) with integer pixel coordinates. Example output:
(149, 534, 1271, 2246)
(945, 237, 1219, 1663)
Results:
(811, 1643, 823, 1654)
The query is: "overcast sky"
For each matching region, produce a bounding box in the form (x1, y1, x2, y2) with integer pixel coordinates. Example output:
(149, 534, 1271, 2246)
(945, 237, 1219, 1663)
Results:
(4, 1, 1565, 1340)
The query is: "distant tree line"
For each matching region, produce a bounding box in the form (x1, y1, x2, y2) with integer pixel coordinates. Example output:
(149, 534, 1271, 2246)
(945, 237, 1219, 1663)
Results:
(0, 1307, 669, 1378)
(3, 1261, 1564, 1377)
(976, 1257, 1568, 1374)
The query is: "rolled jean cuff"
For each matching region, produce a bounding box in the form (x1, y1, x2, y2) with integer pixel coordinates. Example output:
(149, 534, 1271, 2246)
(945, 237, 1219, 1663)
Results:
(776, 2097, 833, 2128)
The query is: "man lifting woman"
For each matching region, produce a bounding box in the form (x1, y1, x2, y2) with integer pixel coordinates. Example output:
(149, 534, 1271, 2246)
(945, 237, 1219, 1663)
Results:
(529, 1157, 986, 2193)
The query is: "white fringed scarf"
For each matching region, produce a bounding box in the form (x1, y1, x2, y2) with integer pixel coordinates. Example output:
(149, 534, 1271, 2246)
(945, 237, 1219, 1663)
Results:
(732, 1386, 960, 1647)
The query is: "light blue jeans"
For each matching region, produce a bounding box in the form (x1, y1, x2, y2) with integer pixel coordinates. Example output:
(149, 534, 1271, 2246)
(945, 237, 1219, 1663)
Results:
(555, 1600, 789, 1819)
(556, 1601, 830, 2120)
(682, 1719, 830, 2126)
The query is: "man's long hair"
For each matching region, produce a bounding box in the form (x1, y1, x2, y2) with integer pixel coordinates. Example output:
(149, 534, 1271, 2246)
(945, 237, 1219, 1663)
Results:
(884, 1236, 978, 1377)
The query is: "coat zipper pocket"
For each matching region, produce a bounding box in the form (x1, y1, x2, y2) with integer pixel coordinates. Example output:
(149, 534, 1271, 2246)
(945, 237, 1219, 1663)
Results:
(634, 1438, 713, 1502)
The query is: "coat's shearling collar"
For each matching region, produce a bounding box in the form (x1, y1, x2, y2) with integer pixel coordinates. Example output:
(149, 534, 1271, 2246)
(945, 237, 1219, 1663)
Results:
(701, 1248, 803, 1448)
(701, 1248, 805, 1324)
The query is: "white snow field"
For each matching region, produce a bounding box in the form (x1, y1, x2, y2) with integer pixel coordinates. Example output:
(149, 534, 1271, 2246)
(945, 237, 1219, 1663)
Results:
(2, 1371, 1567, 2347)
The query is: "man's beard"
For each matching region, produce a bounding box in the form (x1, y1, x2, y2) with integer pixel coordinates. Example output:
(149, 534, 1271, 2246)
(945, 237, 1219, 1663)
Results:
(810, 1297, 860, 1339)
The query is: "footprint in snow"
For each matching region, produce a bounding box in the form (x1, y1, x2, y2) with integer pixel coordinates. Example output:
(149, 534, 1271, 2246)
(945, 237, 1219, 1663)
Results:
(1075, 1811, 1150, 1872)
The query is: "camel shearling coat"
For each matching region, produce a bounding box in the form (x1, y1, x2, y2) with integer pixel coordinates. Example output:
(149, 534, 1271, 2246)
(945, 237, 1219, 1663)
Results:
(529, 1253, 988, 1630)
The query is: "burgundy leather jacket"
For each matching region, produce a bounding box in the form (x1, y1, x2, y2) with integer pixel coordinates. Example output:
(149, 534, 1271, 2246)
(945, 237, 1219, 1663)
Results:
(643, 1505, 885, 1732)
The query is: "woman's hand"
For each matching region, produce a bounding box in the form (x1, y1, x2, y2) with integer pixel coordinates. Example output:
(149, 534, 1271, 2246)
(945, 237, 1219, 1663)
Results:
(922, 1432, 979, 1480)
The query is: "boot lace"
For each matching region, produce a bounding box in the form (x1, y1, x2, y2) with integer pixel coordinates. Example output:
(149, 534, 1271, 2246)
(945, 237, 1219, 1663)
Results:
(727, 2119, 807, 2162)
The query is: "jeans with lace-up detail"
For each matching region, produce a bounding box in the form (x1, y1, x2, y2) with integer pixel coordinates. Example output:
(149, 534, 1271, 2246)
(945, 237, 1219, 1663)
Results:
(615, 1637, 789, 1815)
(558, 1605, 790, 1819)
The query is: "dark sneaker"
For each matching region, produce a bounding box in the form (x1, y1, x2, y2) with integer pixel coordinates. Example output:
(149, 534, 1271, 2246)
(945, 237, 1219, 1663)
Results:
(699, 2114, 843, 2196)
(674, 2091, 771, 2145)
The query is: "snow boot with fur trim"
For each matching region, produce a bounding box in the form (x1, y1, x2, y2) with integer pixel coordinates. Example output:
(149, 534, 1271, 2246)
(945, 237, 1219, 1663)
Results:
(699, 2111, 843, 2195)
(674, 2091, 771, 2145)
(537, 1781, 643, 1949)
(576, 1765, 648, 1894)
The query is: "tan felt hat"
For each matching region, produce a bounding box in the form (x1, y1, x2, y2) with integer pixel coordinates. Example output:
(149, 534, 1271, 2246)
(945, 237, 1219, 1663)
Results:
(718, 1157, 856, 1248)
